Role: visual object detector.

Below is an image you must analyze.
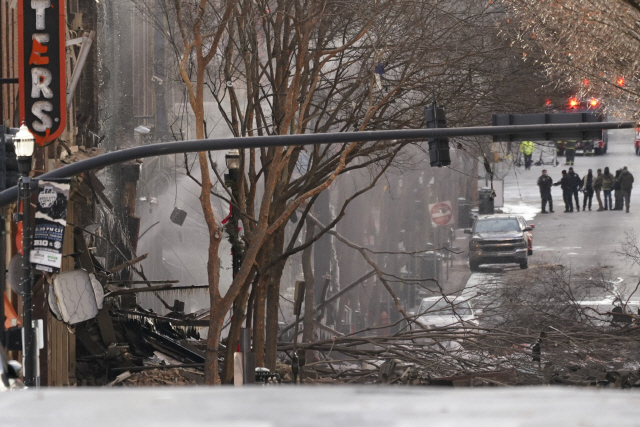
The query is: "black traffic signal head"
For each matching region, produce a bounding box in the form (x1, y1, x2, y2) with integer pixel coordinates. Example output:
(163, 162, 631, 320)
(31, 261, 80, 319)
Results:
(425, 102, 451, 167)
(425, 102, 447, 129)
(428, 139, 451, 168)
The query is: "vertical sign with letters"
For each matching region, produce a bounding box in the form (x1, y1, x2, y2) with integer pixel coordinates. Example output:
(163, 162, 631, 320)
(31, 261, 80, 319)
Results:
(18, 0, 66, 146)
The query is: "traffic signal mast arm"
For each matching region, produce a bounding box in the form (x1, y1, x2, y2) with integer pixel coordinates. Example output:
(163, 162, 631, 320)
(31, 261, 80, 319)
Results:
(0, 120, 632, 208)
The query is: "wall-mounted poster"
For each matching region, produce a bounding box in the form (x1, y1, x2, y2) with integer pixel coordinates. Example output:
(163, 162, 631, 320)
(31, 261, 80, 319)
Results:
(30, 179, 70, 273)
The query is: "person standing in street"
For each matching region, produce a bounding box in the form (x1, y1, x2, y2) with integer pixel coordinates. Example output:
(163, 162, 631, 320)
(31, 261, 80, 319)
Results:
(537, 169, 554, 214)
(554, 170, 574, 212)
(568, 167, 581, 212)
(613, 169, 624, 210)
(520, 140, 535, 170)
(619, 166, 635, 213)
(565, 140, 577, 166)
(602, 167, 614, 210)
(594, 168, 604, 211)
(582, 169, 594, 211)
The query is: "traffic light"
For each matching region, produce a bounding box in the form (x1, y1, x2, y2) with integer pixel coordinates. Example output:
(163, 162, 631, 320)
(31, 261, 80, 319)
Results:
(425, 102, 451, 167)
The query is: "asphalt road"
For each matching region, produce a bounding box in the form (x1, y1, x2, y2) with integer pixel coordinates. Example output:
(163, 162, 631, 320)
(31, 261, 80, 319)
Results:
(480, 128, 640, 298)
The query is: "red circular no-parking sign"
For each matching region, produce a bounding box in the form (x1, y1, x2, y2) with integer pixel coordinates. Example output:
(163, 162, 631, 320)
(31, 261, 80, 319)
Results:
(430, 202, 453, 226)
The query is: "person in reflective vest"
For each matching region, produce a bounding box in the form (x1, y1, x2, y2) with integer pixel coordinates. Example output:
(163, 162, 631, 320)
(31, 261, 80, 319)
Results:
(520, 140, 535, 170)
(565, 140, 577, 166)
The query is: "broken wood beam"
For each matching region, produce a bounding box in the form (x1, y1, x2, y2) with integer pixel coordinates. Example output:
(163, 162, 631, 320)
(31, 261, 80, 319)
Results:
(96, 309, 117, 346)
(313, 320, 344, 337)
(106, 284, 174, 296)
(87, 171, 114, 210)
(109, 254, 148, 274)
(107, 280, 180, 285)
(109, 364, 204, 372)
(106, 285, 208, 297)
(115, 310, 210, 327)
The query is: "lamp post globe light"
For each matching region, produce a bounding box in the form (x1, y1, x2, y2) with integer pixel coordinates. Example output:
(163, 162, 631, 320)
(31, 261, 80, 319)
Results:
(15, 122, 36, 387)
(14, 122, 35, 176)
(225, 149, 240, 181)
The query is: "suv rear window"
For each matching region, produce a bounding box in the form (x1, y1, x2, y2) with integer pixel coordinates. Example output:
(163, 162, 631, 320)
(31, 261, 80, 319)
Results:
(474, 218, 521, 233)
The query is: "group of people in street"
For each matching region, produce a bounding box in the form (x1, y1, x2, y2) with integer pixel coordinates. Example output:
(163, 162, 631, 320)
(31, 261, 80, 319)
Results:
(520, 139, 582, 170)
(537, 166, 635, 213)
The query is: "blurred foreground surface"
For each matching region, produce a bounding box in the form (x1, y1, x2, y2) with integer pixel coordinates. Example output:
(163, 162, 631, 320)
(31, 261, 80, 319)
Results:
(3, 386, 640, 426)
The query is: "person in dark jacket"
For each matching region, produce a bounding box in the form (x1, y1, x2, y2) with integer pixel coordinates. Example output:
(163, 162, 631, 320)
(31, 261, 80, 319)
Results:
(613, 169, 624, 210)
(568, 167, 581, 212)
(619, 166, 635, 213)
(602, 167, 614, 210)
(553, 170, 574, 212)
(594, 168, 604, 211)
(537, 169, 554, 213)
(582, 169, 594, 211)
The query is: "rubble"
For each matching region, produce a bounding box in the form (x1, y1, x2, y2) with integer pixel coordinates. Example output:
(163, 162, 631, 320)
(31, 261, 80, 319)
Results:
(118, 368, 201, 386)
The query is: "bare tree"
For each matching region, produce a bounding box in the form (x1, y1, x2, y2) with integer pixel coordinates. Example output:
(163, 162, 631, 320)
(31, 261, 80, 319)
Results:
(501, 0, 640, 112)
(135, 0, 237, 384)
(134, 0, 562, 384)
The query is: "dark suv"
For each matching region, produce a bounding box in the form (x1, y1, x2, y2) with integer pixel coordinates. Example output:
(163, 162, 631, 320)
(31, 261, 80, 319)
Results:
(464, 215, 531, 271)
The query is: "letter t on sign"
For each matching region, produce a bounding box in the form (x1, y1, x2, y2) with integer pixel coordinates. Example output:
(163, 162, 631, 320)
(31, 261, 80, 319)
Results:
(31, 0, 51, 30)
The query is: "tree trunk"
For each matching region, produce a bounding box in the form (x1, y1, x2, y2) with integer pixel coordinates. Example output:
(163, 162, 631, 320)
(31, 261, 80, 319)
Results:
(205, 300, 223, 384)
(302, 219, 315, 362)
(252, 274, 268, 367)
(264, 227, 286, 370)
(195, 73, 223, 384)
(221, 272, 254, 384)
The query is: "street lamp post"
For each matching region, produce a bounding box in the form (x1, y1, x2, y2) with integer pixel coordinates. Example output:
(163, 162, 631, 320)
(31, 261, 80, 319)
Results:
(224, 150, 254, 384)
(225, 149, 241, 279)
(14, 123, 35, 387)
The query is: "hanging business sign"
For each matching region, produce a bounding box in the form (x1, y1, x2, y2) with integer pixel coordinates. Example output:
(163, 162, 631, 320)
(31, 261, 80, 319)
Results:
(18, 0, 67, 146)
(31, 180, 70, 273)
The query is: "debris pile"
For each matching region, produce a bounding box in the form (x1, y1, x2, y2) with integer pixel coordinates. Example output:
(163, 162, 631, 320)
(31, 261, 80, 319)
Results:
(273, 266, 640, 387)
(116, 368, 202, 386)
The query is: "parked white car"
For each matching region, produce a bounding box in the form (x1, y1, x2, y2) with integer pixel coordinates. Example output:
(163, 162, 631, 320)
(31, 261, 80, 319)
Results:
(412, 296, 479, 331)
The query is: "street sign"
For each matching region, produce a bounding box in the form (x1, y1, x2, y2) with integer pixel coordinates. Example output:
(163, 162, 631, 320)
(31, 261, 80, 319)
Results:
(18, 0, 67, 146)
(429, 201, 454, 227)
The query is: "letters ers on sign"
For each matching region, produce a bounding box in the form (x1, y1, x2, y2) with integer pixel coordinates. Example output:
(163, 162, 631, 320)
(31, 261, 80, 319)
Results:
(18, 0, 66, 146)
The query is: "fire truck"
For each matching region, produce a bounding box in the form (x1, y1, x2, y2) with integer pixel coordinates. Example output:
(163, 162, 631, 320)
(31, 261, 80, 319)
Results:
(555, 97, 608, 155)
